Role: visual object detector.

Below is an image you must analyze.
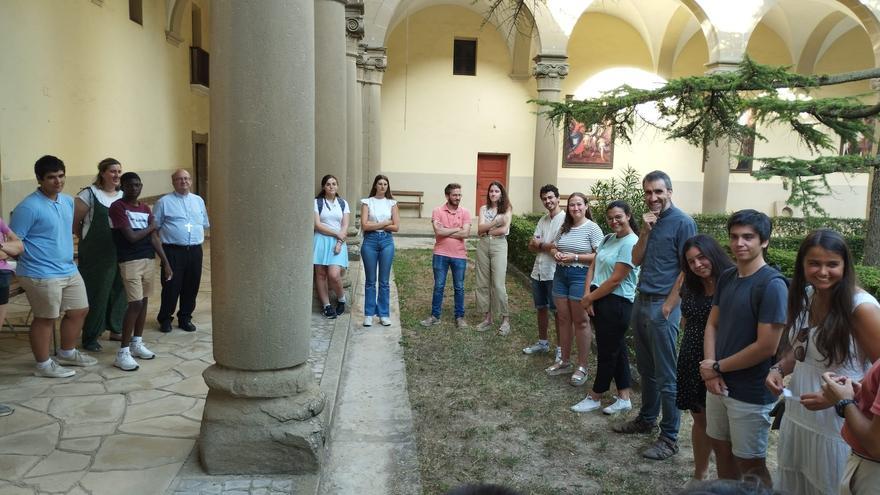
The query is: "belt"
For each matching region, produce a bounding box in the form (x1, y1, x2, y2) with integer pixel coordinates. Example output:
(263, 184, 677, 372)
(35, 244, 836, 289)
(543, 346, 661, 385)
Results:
(163, 243, 202, 250)
(365, 230, 392, 236)
(637, 292, 668, 301)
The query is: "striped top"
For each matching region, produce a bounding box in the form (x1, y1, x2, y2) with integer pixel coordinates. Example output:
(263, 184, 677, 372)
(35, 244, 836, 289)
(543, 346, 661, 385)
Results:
(555, 220, 604, 267)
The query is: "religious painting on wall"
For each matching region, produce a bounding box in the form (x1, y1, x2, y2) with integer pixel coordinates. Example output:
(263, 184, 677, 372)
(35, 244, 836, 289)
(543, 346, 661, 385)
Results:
(562, 95, 614, 169)
(839, 118, 875, 157)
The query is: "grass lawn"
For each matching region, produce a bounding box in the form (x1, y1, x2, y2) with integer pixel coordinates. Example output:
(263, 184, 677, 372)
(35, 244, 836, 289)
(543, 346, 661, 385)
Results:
(393, 248, 732, 495)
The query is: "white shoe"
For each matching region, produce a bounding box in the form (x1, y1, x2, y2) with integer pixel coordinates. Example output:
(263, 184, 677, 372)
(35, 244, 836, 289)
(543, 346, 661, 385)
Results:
(55, 349, 98, 367)
(602, 397, 632, 415)
(34, 361, 76, 378)
(130, 342, 156, 360)
(570, 396, 602, 413)
(379, 317, 392, 326)
(114, 351, 139, 371)
(363, 316, 373, 327)
(522, 341, 550, 355)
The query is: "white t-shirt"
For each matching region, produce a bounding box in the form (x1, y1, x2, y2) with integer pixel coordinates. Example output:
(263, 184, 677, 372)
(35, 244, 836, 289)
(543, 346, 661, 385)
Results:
(360, 197, 397, 230)
(530, 210, 565, 281)
(314, 197, 350, 232)
(77, 186, 123, 238)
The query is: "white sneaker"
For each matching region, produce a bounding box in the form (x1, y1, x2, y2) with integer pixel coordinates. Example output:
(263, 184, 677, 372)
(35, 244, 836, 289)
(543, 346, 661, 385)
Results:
(571, 396, 602, 413)
(602, 397, 632, 415)
(363, 316, 373, 327)
(114, 350, 139, 371)
(522, 341, 550, 355)
(379, 317, 392, 326)
(55, 349, 98, 367)
(34, 361, 76, 378)
(130, 342, 156, 360)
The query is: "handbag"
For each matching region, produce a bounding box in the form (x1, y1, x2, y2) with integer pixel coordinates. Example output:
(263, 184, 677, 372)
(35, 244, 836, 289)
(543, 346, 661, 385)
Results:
(769, 399, 785, 430)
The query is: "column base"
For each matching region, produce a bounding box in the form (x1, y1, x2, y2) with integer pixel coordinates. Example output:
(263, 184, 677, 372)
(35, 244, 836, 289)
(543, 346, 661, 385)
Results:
(199, 364, 325, 474)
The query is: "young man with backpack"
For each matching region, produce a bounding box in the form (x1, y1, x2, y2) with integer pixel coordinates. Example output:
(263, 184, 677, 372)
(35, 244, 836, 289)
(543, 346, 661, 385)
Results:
(700, 209, 787, 487)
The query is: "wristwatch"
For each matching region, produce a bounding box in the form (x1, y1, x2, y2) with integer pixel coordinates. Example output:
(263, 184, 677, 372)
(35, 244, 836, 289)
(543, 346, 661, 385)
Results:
(712, 361, 722, 374)
(835, 399, 857, 418)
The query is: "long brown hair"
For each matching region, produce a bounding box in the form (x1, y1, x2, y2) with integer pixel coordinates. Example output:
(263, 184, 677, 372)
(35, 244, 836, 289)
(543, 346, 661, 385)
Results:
(369, 174, 394, 199)
(786, 229, 860, 367)
(485, 181, 510, 213)
(559, 192, 592, 235)
(93, 157, 121, 189)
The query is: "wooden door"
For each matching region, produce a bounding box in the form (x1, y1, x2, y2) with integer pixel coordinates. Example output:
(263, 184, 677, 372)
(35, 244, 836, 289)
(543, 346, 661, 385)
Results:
(475, 153, 509, 213)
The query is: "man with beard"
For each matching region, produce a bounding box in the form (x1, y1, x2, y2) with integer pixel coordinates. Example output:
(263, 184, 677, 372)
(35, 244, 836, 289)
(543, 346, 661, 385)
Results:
(421, 183, 471, 329)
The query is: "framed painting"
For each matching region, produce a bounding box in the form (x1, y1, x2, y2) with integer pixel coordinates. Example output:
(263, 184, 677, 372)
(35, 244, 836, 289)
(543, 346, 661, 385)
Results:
(839, 117, 875, 157)
(562, 96, 614, 169)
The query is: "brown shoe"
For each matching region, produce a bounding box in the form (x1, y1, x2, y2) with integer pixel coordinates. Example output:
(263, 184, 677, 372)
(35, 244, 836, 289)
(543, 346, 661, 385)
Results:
(641, 436, 679, 460)
(612, 417, 656, 434)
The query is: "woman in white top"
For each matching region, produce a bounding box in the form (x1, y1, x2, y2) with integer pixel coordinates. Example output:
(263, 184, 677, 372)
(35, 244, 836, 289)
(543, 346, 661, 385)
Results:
(475, 181, 513, 335)
(313, 174, 350, 319)
(73, 158, 126, 352)
(545, 192, 605, 386)
(765, 229, 880, 495)
(360, 175, 400, 327)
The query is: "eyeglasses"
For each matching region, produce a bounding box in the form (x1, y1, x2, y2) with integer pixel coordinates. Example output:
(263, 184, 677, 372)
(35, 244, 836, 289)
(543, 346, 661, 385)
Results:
(793, 326, 810, 362)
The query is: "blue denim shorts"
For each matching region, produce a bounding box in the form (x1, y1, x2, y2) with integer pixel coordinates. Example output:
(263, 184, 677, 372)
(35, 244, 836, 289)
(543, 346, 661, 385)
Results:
(530, 278, 556, 311)
(552, 265, 588, 301)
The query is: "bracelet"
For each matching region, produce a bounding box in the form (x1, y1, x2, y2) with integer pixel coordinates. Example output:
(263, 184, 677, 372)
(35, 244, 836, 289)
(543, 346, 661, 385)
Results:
(769, 364, 785, 377)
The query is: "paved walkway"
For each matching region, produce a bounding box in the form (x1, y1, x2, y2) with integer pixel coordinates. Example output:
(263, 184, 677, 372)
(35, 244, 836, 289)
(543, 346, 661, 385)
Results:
(0, 240, 423, 495)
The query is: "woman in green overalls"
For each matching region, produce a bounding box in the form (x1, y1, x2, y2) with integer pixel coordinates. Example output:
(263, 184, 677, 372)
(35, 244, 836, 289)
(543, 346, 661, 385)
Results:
(74, 158, 127, 351)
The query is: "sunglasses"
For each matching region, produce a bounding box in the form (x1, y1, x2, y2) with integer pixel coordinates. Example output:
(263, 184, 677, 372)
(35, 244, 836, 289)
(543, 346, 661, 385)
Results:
(793, 326, 810, 362)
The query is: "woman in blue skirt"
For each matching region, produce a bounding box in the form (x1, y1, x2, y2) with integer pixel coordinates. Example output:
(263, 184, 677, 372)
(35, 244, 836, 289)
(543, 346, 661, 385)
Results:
(314, 174, 350, 319)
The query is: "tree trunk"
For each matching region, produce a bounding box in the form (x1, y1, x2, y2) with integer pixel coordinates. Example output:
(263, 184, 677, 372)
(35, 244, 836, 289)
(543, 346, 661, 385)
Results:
(864, 167, 880, 266)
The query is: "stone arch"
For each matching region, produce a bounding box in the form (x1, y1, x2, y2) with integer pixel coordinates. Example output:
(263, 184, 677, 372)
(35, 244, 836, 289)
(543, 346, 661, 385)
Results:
(657, 5, 709, 77)
(165, 0, 189, 46)
(797, 11, 848, 73)
(834, 0, 880, 65)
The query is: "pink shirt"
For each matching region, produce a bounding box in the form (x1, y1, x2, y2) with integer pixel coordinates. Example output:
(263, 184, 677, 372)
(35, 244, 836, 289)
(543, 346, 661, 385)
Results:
(843, 358, 880, 460)
(432, 204, 471, 260)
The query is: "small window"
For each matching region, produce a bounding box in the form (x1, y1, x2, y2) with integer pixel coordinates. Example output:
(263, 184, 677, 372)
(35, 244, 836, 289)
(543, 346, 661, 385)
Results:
(453, 39, 477, 76)
(129, 0, 143, 25)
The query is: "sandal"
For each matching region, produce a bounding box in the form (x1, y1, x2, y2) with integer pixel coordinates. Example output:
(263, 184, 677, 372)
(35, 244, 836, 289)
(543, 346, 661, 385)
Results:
(570, 366, 589, 386)
(545, 361, 574, 376)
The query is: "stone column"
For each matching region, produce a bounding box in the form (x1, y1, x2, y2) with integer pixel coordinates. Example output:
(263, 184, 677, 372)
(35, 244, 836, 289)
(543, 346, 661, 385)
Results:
(360, 45, 387, 198)
(531, 54, 569, 212)
(345, 0, 364, 208)
(202, 0, 324, 474)
(700, 62, 740, 214)
(315, 0, 348, 192)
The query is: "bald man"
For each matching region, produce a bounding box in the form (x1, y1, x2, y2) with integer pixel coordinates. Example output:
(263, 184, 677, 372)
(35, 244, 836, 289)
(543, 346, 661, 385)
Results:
(153, 169, 210, 333)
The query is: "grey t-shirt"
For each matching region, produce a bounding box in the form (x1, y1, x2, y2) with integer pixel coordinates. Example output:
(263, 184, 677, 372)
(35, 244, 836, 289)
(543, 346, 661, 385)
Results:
(712, 265, 788, 405)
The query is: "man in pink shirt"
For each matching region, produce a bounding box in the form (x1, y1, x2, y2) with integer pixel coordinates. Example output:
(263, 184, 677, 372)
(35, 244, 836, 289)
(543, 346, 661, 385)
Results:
(421, 183, 471, 329)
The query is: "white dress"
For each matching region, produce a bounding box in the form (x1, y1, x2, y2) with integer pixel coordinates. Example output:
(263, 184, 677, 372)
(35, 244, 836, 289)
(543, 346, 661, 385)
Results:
(776, 290, 878, 495)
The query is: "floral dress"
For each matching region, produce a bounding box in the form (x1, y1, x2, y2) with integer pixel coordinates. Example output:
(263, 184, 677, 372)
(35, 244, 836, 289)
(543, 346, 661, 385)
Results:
(675, 285, 713, 412)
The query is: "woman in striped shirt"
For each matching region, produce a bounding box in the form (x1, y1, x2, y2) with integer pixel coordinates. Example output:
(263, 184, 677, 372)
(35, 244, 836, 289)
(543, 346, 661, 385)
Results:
(545, 192, 605, 387)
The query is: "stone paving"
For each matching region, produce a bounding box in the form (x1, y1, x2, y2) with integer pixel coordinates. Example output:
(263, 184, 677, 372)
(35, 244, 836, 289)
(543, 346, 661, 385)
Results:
(0, 245, 354, 495)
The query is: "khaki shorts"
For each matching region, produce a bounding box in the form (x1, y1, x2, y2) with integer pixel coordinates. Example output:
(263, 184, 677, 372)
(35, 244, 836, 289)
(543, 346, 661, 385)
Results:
(118, 259, 155, 302)
(19, 273, 89, 319)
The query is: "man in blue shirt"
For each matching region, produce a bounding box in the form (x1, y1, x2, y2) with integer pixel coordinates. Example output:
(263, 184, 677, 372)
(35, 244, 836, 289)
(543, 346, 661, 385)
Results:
(613, 170, 696, 461)
(153, 169, 210, 333)
(11, 155, 98, 378)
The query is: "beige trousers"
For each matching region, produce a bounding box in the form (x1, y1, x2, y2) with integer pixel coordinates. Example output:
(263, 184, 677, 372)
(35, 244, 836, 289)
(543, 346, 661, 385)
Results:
(475, 236, 509, 317)
(840, 453, 880, 495)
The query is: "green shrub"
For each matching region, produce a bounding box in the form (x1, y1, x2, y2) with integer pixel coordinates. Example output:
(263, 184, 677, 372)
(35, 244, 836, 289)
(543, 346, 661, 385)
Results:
(588, 165, 647, 233)
(856, 265, 880, 298)
(508, 215, 541, 276)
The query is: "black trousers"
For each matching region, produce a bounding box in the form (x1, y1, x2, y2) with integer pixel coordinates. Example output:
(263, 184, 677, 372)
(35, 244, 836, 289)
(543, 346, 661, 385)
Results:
(591, 290, 633, 394)
(158, 244, 203, 324)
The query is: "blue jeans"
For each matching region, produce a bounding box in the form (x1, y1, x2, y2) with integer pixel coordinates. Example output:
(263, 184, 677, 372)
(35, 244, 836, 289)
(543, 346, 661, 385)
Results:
(632, 293, 682, 442)
(361, 231, 395, 317)
(431, 254, 467, 318)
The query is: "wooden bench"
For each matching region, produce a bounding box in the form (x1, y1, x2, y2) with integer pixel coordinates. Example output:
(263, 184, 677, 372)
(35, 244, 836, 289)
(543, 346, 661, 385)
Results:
(394, 190, 425, 218)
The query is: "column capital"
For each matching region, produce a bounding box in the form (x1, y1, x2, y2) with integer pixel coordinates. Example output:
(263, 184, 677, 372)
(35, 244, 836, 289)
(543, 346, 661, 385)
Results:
(345, 0, 364, 43)
(358, 44, 387, 85)
(532, 54, 569, 80)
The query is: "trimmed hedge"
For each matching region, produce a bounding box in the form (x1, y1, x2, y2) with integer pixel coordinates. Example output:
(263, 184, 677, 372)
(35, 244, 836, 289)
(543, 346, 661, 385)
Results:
(510, 214, 880, 299)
